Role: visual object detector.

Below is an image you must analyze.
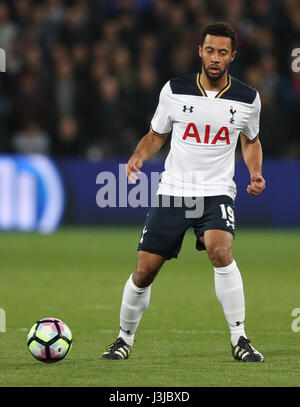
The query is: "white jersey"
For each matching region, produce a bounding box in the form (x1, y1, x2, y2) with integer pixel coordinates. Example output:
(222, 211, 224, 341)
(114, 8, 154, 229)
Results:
(150, 73, 261, 200)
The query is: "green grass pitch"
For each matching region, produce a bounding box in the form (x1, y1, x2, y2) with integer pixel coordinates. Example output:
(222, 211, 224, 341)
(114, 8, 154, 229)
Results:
(0, 227, 299, 387)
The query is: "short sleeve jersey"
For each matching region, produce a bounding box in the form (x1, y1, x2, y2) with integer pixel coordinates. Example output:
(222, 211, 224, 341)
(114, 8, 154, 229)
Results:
(150, 73, 261, 199)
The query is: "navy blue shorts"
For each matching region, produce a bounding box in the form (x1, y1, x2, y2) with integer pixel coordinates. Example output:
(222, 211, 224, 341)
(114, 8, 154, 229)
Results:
(137, 195, 235, 260)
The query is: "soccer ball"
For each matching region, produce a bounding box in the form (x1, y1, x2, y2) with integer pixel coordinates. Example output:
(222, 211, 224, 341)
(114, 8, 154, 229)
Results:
(27, 317, 72, 363)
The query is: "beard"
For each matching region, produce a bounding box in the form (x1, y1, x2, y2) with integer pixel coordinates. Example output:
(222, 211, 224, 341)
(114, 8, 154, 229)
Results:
(202, 62, 229, 82)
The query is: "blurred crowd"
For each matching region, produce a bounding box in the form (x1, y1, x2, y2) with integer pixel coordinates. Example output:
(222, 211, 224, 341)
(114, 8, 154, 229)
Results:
(0, 0, 300, 159)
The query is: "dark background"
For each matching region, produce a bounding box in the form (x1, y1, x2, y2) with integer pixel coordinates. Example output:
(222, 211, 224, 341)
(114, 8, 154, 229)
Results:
(0, 0, 299, 160)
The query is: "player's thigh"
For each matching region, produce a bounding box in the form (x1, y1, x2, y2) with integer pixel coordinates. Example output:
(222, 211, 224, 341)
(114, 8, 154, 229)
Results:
(138, 195, 192, 260)
(194, 195, 235, 253)
(203, 229, 233, 266)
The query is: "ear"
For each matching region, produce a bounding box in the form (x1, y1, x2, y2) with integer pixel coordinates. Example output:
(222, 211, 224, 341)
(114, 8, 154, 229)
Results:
(231, 50, 237, 62)
(198, 45, 202, 58)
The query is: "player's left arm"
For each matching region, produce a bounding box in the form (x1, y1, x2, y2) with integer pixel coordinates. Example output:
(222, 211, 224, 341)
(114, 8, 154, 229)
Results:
(240, 133, 266, 196)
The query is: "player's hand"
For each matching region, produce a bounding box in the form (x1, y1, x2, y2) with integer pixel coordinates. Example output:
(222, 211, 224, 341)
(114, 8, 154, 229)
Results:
(247, 173, 266, 196)
(126, 155, 143, 184)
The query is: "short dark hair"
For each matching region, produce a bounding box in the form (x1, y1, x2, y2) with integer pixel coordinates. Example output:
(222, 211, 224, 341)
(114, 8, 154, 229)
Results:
(200, 22, 237, 51)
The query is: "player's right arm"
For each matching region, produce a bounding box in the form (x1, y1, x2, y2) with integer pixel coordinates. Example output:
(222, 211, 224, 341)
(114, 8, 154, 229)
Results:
(126, 129, 169, 183)
(126, 81, 172, 183)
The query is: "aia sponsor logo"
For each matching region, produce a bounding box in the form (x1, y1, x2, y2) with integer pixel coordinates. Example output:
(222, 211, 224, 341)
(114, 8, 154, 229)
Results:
(182, 123, 230, 145)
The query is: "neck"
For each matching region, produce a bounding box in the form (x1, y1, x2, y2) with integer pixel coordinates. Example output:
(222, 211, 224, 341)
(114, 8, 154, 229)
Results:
(200, 70, 228, 91)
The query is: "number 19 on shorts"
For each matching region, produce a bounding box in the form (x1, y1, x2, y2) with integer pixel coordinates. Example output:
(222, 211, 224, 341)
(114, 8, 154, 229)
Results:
(219, 203, 235, 230)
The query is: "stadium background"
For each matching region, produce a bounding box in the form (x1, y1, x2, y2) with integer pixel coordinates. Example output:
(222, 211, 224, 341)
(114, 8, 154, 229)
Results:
(0, 0, 300, 389)
(0, 0, 299, 231)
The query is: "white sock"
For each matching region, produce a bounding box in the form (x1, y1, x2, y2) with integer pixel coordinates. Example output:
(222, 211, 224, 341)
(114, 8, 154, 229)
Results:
(118, 274, 151, 347)
(214, 259, 247, 346)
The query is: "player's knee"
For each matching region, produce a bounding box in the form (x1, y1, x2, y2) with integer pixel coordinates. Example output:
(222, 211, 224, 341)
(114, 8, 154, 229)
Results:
(207, 244, 232, 267)
(133, 261, 160, 288)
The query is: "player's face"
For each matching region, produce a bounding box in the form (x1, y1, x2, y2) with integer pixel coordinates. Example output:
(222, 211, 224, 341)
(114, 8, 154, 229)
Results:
(199, 35, 236, 82)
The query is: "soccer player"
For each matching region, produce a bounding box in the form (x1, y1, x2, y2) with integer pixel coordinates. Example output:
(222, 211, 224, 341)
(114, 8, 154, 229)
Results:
(102, 22, 266, 362)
